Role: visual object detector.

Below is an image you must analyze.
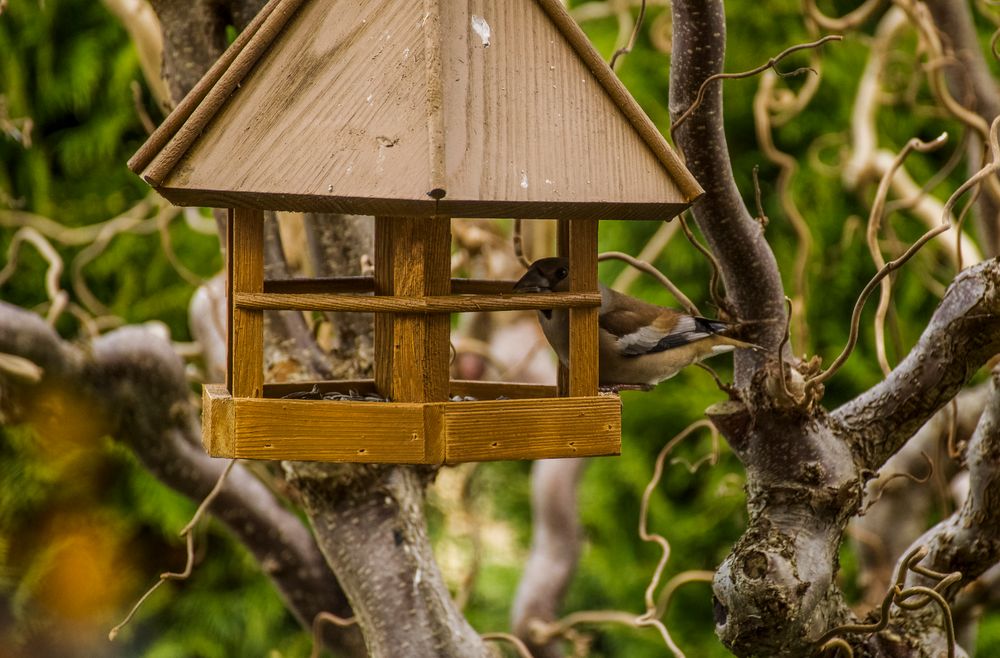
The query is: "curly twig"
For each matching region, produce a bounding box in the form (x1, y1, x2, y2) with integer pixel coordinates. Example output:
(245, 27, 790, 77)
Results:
(512, 219, 532, 269)
(598, 251, 700, 316)
(862, 451, 933, 513)
(803, 0, 886, 31)
(653, 570, 715, 619)
(109, 459, 236, 640)
(751, 165, 769, 228)
(609, 0, 647, 70)
(865, 134, 950, 376)
(529, 421, 718, 658)
(671, 35, 843, 134)
(611, 221, 680, 293)
(809, 116, 1000, 387)
(815, 545, 961, 655)
(482, 632, 535, 658)
(677, 213, 729, 317)
(310, 612, 358, 658)
(809, 223, 949, 387)
(755, 71, 815, 351)
(0, 227, 69, 325)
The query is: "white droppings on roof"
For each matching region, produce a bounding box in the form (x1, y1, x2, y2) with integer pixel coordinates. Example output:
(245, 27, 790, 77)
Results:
(471, 15, 491, 48)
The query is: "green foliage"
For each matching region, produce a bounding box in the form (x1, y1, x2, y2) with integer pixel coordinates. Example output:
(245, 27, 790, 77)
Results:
(2, 0, 997, 656)
(0, 0, 221, 339)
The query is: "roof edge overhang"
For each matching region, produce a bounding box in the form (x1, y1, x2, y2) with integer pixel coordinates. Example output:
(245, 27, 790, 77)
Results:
(157, 187, 695, 221)
(129, 0, 705, 216)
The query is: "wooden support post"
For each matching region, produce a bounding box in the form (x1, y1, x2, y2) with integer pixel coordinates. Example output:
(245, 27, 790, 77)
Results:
(557, 218, 600, 397)
(374, 217, 451, 403)
(228, 207, 265, 398)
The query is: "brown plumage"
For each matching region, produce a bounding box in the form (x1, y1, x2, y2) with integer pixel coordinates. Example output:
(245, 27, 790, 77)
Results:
(513, 257, 758, 387)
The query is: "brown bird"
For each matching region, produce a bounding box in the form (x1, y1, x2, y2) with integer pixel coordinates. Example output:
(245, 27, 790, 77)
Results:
(513, 257, 758, 388)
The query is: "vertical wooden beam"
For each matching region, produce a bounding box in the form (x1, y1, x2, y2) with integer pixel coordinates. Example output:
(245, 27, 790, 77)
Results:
(373, 217, 451, 403)
(374, 217, 394, 397)
(230, 207, 265, 398)
(558, 218, 600, 397)
(226, 208, 235, 392)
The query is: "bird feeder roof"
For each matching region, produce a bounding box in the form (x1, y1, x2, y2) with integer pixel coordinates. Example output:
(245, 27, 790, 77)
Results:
(129, 0, 703, 220)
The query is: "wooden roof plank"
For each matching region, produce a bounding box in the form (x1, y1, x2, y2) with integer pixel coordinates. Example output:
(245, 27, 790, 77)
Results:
(141, 0, 309, 186)
(127, 0, 282, 174)
(162, 0, 435, 201)
(132, 0, 703, 218)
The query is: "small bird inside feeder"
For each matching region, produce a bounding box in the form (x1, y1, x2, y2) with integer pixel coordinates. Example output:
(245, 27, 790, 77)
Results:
(514, 257, 760, 389)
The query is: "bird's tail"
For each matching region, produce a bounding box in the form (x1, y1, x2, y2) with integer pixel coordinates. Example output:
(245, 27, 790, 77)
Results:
(696, 317, 767, 352)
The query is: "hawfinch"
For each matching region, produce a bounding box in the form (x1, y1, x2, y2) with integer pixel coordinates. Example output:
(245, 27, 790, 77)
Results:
(513, 257, 757, 387)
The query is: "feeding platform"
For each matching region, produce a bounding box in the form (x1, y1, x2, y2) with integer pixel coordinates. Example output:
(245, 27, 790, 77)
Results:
(129, 0, 702, 464)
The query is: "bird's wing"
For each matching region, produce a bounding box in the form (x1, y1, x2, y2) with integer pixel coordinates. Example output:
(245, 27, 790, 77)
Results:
(599, 289, 728, 357)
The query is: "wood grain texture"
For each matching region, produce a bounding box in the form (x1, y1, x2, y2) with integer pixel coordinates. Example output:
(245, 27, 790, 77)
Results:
(231, 208, 264, 398)
(374, 217, 393, 403)
(440, 396, 621, 463)
(233, 398, 428, 462)
(439, 0, 696, 214)
(261, 276, 520, 295)
(448, 380, 556, 399)
(262, 379, 557, 399)
(154, 189, 693, 220)
(202, 384, 235, 457)
(127, 0, 280, 173)
(373, 217, 451, 402)
(225, 208, 235, 391)
(531, 0, 703, 202)
(566, 218, 599, 397)
(138, 0, 698, 220)
(163, 0, 432, 201)
(142, 0, 309, 185)
(235, 291, 601, 312)
(203, 388, 619, 464)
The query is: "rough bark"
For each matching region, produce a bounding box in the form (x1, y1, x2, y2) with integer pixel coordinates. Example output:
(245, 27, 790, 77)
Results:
(668, 0, 788, 382)
(669, 2, 1000, 655)
(511, 458, 588, 658)
(288, 463, 494, 658)
(835, 262, 1000, 470)
(852, 385, 987, 607)
(905, 367, 1000, 593)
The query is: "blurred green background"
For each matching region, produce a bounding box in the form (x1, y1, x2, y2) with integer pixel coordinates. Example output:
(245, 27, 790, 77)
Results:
(2, 0, 998, 656)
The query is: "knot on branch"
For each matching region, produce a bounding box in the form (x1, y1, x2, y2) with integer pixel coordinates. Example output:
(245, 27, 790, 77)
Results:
(706, 399, 751, 457)
(714, 523, 845, 656)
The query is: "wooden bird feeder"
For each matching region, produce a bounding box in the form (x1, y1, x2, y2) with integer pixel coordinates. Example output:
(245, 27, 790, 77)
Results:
(129, 0, 702, 464)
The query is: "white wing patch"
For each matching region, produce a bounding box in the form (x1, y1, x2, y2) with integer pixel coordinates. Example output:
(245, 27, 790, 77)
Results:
(617, 316, 713, 356)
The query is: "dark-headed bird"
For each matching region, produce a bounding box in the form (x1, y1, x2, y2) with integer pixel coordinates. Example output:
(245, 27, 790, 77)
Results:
(513, 257, 758, 388)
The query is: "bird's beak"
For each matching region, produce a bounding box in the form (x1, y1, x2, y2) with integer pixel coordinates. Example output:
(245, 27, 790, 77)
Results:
(513, 269, 548, 293)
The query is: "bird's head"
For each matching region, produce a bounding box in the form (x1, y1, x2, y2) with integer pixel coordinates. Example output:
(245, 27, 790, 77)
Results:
(513, 257, 570, 293)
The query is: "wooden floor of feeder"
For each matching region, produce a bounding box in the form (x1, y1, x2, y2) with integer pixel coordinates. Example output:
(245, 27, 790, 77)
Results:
(202, 383, 621, 464)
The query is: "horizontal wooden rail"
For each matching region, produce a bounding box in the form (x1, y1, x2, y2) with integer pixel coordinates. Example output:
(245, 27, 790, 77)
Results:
(262, 277, 520, 295)
(262, 379, 557, 399)
(264, 276, 373, 294)
(236, 291, 600, 313)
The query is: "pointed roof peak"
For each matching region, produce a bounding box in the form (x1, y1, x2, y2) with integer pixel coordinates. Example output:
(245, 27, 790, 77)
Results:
(131, 0, 702, 220)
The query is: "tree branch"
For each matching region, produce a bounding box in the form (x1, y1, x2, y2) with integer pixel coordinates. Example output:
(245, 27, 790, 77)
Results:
(0, 302, 365, 656)
(668, 0, 789, 383)
(904, 366, 1000, 592)
(834, 258, 1000, 471)
(511, 458, 588, 658)
(287, 463, 495, 658)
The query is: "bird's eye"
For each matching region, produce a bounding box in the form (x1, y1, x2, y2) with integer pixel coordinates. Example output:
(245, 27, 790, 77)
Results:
(556, 267, 568, 279)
